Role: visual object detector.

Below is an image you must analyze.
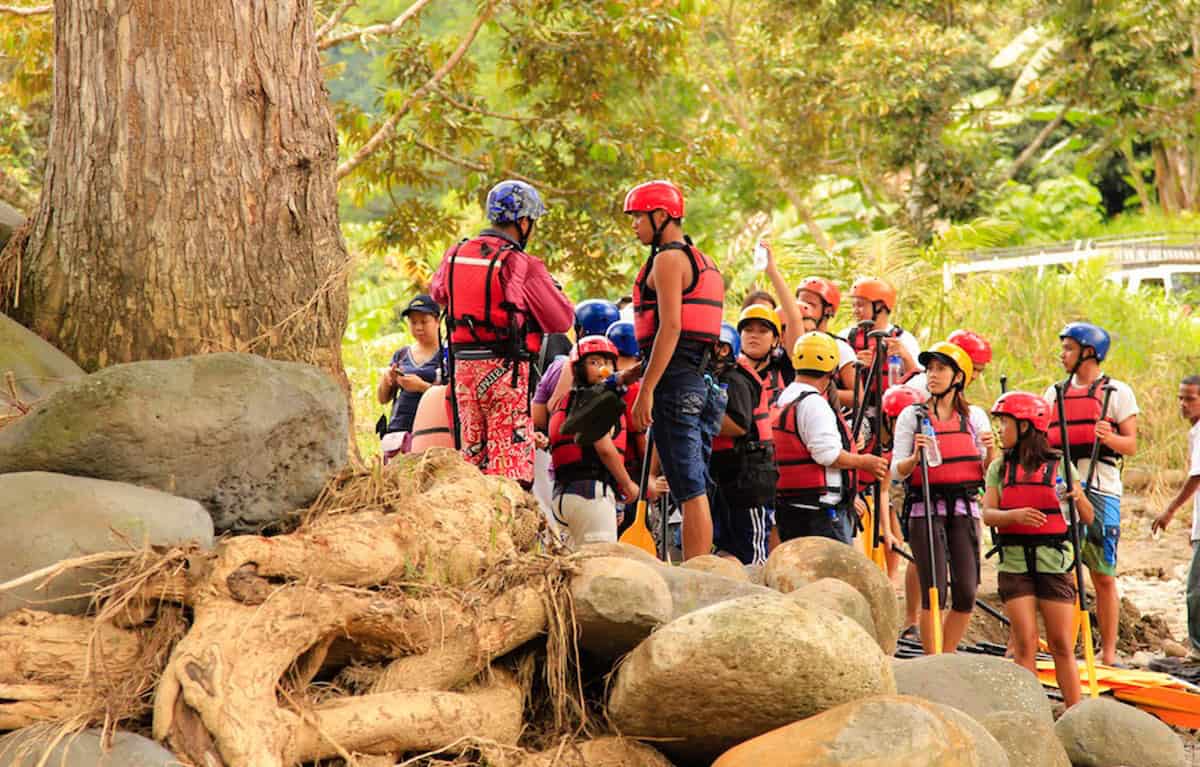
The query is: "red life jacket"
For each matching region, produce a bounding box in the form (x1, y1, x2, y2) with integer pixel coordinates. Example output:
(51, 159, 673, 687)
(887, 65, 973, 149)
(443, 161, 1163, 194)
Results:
(994, 457, 1069, 547)
(713, 359, 772, 454)
(846, 324, 904, 408)
(622, 381, 644, 477)
(1047, 376, 1120, 467)
(632, 239, 724, 355)
(549, 391, 627, 486)
(773, 390, 853, 505)
(907, 411, 985, 490)
(444, 234, 542, 355)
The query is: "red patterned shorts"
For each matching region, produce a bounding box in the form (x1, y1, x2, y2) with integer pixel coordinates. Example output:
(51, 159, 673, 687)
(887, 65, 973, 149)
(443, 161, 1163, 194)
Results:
(448, 358, 533, 484)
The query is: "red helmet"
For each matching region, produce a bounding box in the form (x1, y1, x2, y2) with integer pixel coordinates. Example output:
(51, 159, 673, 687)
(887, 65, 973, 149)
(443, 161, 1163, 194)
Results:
(947, 329, 992, 366)
(570, 335, 619, 366)
(623, 181, 685, 219)
(882, 385, 928, 418)
(990, 391, 1050, 433)
(797, 276, 841, 317)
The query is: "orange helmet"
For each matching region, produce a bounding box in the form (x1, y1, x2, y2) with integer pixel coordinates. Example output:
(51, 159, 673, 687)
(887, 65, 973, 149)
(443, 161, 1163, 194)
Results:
(850, 278, 897, 312)
(797, 277, 841, 318)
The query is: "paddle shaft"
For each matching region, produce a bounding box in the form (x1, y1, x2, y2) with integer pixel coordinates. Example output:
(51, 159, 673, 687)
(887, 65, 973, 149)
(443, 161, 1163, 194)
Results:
(1055, 382, 1101, 698)
(850, 333, 885, 445)
(999, 375, 1007, 394)
(870, 340, 885, 549)
(917, 405, 943, 654)
(1083, 385, 1116, 493)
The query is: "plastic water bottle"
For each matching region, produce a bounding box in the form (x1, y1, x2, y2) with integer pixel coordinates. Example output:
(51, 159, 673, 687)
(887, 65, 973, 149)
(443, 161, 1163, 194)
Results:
(887, 354, 902, 387)
(920, 417, 942, 467)
(752, 242, 769, 271)
(1055, 476, 1068, 502)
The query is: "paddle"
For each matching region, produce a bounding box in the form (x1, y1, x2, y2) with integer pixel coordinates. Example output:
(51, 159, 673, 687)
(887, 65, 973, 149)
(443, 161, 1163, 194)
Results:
(1055, 382, 1101, 699)
(917, 404, 943, 654)
(1083, 384, 1117, 493)
(619, 428, 658, 557)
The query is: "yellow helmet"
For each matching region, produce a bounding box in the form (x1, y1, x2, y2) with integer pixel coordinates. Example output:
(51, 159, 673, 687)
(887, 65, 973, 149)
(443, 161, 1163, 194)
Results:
(737, 304, 781, 337)
(918, 341, 974, 387)
(792, 332, 840, 375)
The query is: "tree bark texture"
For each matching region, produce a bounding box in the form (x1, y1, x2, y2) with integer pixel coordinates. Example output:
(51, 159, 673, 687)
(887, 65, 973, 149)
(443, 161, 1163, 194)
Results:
(2, 0, 348, 376)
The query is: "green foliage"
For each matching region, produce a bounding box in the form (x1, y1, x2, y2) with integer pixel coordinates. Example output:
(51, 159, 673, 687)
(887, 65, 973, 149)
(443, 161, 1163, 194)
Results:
(944, 261, 1200, 475)
(988, 176, 1104, 243)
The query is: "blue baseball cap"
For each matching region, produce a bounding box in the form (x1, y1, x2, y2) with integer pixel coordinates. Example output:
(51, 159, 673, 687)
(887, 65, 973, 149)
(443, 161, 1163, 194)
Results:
(401, 294, 440, 317)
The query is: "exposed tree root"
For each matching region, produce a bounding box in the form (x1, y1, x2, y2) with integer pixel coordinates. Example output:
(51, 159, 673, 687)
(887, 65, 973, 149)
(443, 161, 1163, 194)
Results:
(289, 669, 524, 762)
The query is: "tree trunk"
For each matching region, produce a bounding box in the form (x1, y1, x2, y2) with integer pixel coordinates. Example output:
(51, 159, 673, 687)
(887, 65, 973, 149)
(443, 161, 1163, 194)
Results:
(0, 0, 348, 379)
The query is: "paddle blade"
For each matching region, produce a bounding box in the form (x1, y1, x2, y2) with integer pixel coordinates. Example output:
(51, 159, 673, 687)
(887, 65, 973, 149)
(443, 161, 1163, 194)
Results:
(1080, 609, 1100, 699)
(860, 502, 887, 572)
(929, 589, 943, 654)
(619, 500, 657, 556)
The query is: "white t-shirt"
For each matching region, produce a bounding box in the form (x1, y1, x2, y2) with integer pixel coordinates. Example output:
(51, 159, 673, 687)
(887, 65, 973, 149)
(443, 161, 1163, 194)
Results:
(834, 337, 856, 372)
(1189, 420, 1200, 541)
(778, 381, 844, 505)
(890, 403, 991, 481)
(1041, 375, 1139, 497)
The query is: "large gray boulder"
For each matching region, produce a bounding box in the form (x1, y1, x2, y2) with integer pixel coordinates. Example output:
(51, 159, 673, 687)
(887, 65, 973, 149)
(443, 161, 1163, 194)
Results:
(982, 711, 1071, 767)
(893, 653, 1054, 724)
(712, 695, 990, 767)
(764, 536, 901, 653)
(608, 593, 894, 764)
(655, 562, 774, 621)
(0, 313, 85, 410)
(0, 353, 348, 532)
(0, 472, 214, 616)
(789, 577, 877, 641)
(571, 556, 672, 658)
(1054, 698, 1185, 767)
(0, 727, 179, 766)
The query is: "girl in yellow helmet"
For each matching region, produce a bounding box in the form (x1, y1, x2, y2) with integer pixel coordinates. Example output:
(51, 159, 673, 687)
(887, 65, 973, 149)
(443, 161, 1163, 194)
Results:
(891, 341, 992, 654)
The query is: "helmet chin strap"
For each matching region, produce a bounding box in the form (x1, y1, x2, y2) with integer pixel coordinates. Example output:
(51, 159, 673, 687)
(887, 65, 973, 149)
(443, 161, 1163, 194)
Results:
(1069, 347, 1095, 378)
(517, 219, 533, 249)
(649, 210, 670, 252)
(872, 301, 887, 325)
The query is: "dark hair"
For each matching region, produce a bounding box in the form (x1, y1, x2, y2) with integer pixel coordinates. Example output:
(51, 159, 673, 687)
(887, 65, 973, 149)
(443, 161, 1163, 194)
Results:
(1008, 421, 1062, 475)
(1183, 375, 1200, 388)
(741, 290, 777, 310)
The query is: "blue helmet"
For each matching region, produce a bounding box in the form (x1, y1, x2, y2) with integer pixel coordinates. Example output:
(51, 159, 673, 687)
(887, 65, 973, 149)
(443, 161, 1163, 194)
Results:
(605, 320, 639, 358)
(1059, 322, 1110, 362)
(575, 299, 620, 337)
(719, 322, 741, 358)
(485, 180, 546, 224)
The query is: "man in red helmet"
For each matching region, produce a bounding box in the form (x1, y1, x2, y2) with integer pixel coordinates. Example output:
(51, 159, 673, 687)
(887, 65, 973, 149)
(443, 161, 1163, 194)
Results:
(625, 180, 727, 560)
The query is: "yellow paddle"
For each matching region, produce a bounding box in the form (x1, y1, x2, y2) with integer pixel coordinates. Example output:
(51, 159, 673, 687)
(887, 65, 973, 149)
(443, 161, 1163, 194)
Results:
(1054, 382, 1100, 699)
(619, 429, 658, 557)
(916, 408, 943, 654)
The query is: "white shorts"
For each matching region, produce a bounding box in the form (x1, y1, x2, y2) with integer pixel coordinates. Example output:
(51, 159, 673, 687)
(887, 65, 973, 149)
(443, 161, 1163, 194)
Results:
(551, 481, 618, 550)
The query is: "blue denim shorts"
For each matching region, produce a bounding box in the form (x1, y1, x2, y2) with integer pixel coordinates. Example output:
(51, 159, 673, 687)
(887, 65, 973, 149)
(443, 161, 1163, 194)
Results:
(652, 356, 726, 503)
(1081, 489, 1120, 575)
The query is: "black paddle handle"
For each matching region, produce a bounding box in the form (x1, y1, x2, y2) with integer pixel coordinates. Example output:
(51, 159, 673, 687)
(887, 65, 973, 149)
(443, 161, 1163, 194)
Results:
(917, 405, 938, 596)
(1054, 383, 1088, 603)
(1083, 385, 1116, 492)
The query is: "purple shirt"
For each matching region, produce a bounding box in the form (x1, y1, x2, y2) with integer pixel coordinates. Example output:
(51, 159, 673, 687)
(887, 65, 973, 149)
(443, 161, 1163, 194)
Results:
(534, 356, 568, 405)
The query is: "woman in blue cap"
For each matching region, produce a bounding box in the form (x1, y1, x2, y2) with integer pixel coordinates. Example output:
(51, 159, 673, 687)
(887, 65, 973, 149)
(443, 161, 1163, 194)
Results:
(377, 293, 444, 462)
